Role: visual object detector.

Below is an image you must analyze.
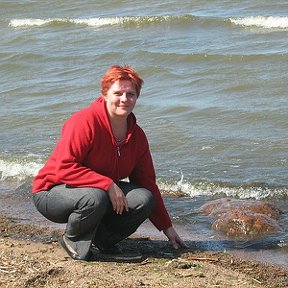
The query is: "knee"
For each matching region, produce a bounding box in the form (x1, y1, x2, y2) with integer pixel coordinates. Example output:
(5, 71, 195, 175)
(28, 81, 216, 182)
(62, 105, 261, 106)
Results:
(144, 189, 156, 211)
(77, 188, 110, 214)
(134, 188, 156, 216)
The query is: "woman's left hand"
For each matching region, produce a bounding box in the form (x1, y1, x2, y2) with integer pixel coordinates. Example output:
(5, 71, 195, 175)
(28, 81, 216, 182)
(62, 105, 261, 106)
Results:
(163, 226, 189, 249)
(107, 182, 129, 215)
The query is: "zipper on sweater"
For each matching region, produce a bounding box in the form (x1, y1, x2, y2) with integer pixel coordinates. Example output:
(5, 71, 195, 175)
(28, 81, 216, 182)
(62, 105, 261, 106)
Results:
(115, 145, 120, 185)
(117, 146, 121, 156)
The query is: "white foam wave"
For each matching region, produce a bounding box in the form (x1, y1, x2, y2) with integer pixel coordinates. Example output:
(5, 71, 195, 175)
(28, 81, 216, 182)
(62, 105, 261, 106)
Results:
(9, 17, 121, 27)
(230, 16, 288, 29)
(9, 16, 172, 28)
(0, 159, 42, 182)
(159, 179, 287, 200)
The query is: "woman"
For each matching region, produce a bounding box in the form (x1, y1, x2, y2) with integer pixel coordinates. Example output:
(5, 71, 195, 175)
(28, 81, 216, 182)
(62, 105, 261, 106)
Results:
(32, 65, 187, 260)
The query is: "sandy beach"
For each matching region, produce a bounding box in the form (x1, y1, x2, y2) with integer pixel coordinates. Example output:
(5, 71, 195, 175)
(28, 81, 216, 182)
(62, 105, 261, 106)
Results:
(0, 214, 287, 288)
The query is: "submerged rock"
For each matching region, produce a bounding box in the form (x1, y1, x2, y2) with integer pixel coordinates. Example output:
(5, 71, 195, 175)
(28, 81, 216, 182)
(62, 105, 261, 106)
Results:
(200, 198, 283, 238)
(212, 210, 283, 238)
(200, 198, 282, 220)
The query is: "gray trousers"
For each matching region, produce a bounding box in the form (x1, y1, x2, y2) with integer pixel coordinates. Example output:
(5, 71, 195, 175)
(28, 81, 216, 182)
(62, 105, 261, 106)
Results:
(33, 182, 155, 259)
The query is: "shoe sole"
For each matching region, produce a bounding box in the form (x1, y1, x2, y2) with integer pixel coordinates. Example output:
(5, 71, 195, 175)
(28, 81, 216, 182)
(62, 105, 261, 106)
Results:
(91, 252, 143, 263)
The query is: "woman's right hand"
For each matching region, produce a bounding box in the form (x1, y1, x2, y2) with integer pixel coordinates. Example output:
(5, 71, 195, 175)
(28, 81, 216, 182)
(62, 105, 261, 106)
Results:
(163, 226, 189, 250)
(107, 182, 129, 215)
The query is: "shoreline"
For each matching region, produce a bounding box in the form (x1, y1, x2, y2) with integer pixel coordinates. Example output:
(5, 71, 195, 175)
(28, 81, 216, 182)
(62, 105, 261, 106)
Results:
(1, 189, 288, 269)
(1, 214, 287, 288)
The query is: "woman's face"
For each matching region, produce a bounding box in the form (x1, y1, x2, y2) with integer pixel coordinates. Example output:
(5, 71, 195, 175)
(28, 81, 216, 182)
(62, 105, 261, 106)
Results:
(104, 80, 138, 119)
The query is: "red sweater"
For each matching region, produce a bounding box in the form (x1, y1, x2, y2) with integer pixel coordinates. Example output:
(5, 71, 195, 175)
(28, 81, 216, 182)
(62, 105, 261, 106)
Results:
(32, 97, 172, 231)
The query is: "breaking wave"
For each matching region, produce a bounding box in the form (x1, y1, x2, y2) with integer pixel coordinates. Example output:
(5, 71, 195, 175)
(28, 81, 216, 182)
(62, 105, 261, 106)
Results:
(230, 16, 288, 29)
(8, 15, 196, 28)
(0, 159, 42, 182)
(158, 175, 288, 200)
(9, 15, 288, 31)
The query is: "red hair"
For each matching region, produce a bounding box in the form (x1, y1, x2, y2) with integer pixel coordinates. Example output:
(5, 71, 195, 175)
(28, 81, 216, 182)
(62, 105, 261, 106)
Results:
(101, 65, 144, 97)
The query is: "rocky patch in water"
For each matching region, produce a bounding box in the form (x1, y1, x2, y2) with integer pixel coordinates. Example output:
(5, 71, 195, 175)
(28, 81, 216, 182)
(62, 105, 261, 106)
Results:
(200, 198, 284, 238)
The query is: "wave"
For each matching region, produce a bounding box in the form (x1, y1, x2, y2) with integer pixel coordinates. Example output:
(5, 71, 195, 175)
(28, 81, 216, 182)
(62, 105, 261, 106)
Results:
(9, 15, 288, 30)
(0, 159, 42, 182)
(159, 176, 288, 200)
(229, 16, 288, 29)
(8, 15, 196, 28)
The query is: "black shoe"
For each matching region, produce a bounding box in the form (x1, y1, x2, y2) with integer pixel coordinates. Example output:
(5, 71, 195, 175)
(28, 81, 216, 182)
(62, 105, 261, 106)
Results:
(91, 244, 143, 262)
(97, 244, 122, 255)
(60, 235, 91, 261)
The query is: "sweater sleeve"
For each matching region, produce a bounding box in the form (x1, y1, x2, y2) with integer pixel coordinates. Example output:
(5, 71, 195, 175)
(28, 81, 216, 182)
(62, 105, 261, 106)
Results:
(53, 112, 113, 190)
(129, 132, 172, 231)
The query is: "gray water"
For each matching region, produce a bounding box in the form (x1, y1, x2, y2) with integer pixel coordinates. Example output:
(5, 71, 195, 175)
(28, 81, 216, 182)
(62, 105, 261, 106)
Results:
(0, 0, 287, 268)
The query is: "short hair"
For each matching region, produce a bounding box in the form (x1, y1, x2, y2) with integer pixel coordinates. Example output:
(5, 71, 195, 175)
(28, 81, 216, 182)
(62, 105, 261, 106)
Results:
(101, 65, 144, 97)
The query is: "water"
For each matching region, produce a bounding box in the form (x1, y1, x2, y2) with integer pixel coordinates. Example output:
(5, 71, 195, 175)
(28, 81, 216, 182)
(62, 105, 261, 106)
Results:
(0, 0, 287, 267)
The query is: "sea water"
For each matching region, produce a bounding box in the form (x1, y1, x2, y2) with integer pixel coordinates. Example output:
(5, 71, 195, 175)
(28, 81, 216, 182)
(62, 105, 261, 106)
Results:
(0, 0, 287, 267)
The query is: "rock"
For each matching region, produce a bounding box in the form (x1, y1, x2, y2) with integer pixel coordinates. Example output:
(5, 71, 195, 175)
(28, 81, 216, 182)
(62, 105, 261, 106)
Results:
(200, 198, 283, 238)
(200, 198, 282, 220)
(212, 210, 283, 238)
